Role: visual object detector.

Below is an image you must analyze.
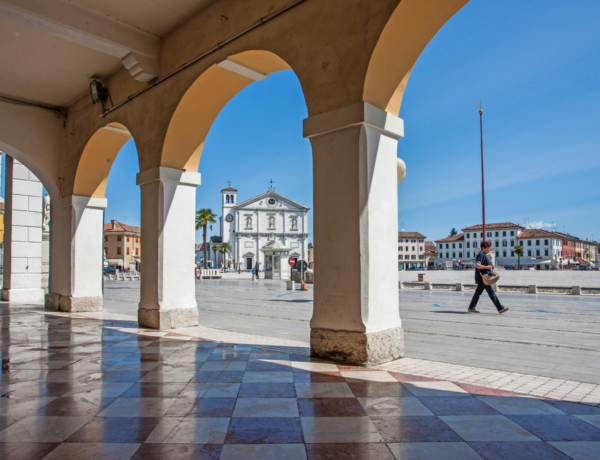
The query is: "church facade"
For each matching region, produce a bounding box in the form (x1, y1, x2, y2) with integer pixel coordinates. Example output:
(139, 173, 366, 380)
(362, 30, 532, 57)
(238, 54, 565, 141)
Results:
(220, 186, 309, 278)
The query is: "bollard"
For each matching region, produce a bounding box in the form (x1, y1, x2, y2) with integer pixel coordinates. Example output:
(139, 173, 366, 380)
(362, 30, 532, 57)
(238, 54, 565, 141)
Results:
(456, 283, 463, 292)
(572, 286, 582, 296)
(418, 273, 425, 282)
(286, 280, 294, 290)
(529, 285, 537, 294)
(424, 282, 431, 290)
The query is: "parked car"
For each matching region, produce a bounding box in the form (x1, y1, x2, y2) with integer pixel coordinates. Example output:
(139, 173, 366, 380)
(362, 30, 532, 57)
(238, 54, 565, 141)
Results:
(578, 265, 590, 271)
(103, 267, 116, 274)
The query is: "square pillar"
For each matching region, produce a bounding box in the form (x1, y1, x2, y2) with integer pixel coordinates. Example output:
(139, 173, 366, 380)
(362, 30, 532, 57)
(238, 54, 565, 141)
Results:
(304, 102, 404, 366)
(137, 167, 200, 329)
(45, 195, 107, 311)
(1, 157, 45, 302)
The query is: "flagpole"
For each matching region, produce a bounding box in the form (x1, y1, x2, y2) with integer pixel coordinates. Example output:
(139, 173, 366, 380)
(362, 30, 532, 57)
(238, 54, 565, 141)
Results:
(479, 105, 486, 242)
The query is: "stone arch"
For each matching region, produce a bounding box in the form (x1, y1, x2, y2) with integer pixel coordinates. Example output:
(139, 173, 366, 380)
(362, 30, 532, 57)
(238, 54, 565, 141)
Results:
(363, 0, 469, 115)
(161, 50, 295, 171)
(73, 122, 135, 198)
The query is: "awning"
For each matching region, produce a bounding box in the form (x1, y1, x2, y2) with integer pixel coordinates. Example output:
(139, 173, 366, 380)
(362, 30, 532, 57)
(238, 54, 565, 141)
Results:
(534, 259, 552, 265)
(577, 258, 587, 265)
(106, 259, 124, 266)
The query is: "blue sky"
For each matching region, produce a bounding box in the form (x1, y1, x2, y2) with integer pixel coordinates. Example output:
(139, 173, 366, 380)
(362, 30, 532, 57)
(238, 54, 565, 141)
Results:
(102, 0, 600, 244)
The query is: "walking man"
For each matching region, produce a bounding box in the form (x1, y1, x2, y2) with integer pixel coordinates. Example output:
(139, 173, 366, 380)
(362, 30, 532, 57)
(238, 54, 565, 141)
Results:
(469, 241, 509, 314)
(254, 262, 260, 280)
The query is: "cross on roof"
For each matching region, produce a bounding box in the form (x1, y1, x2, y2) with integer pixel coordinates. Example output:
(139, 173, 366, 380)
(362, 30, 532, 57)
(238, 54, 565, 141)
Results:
(268, 179, 274, 191)
(227, 180, 231, 187)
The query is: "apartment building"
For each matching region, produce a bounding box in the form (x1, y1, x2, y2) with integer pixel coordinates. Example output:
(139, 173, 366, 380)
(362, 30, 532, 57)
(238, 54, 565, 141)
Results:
(104, 220, 141, 271)
(398, 231, 426, 270)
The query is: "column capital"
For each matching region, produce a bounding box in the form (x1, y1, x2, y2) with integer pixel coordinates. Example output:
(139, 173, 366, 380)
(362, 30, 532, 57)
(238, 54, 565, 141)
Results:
(61, 195, 108, 209)
(303, 102, 404, 140)
(136, 166, 201, 187)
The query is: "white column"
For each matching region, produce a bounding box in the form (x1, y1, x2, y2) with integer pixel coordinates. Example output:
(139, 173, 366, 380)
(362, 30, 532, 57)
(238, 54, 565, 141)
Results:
(304, 102, 404, 366)
(137, 167, 200, 329)
(1, 157, 44, 302)
(45, 195, 107, 311)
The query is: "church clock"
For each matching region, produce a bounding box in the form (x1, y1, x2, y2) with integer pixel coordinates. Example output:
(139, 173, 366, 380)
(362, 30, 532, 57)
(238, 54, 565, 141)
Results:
(226, 214, 234, 222)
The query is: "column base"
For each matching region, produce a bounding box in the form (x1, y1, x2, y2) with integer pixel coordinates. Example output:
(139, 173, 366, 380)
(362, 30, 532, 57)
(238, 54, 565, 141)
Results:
(1, 288, 45, 303)
(310, 326, 404, 366)
(138, 307, 198, 330)
(44, 294, 103, 312)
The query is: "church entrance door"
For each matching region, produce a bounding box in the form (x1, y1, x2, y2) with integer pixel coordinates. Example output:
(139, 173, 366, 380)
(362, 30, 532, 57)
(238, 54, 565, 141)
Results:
(273, 256, 281, 279)
(246, 258, 253, 270)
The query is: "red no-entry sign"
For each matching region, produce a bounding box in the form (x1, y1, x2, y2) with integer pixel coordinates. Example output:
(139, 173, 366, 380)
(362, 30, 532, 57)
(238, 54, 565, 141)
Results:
(289, 257, 296, 266)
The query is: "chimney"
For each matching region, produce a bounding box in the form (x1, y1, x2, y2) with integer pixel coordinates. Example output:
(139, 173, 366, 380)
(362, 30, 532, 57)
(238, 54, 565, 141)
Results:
(111, 220, 117, 230)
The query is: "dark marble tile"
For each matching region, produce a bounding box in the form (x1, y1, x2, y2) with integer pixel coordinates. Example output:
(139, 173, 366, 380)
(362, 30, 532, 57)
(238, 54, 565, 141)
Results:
(168, 397, 237, 417)
(542, 400, 600, 415)
(454, 382, 521, 397)
(371, 415, 462, 442)
(238, 383, 296, 398)
(132, 443, 222, 460)
(469, 441, 572, 460)
(299, 398, 366, 417)
(207, 353, 250, 362)
(36, 396, 116, 416)
(507, 414, 600, 441)
(194, 371, 245, 383)
(306, 443, 396, 460)
(101, 370, 149, 383)
(225, 417, 304, 444)
(0, 442, 60, 460)
(121, 382, 187, 398)
(387, 372, 440, 383)
(293, 371, 345, 383)
(246, 361, 292, 372)
(6, 381, 75, 397)
(65, 416, 162, 443)
(418, 396, 500, 416)
(348, 382, 410, 398)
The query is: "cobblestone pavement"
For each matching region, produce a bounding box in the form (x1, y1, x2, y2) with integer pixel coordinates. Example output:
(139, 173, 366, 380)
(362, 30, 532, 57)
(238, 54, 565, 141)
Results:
(2, 302, 600, 459)
(399, 269, 600, 287)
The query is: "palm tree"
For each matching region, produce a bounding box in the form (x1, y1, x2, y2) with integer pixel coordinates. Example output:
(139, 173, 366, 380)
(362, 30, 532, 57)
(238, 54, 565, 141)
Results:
(514, 245, 524, 270)
(195, 208, 216, 268)
(219, 242, 231, 269)
(211, 243, 219, 269)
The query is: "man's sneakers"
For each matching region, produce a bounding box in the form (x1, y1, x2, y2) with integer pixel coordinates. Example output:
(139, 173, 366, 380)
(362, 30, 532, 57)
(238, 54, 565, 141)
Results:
(468, 309, 480, 313)
(499, 307, 509, 314)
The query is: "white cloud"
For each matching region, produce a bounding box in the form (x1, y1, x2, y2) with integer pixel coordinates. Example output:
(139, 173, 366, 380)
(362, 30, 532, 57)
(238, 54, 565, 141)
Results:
(527, 221, 554, 229)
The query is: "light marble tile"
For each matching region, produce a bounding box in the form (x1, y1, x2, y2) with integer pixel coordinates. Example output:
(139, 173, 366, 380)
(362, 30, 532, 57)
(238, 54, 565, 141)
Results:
(388, 442, 483, 460)
(145, 417, 230, 443)
(357, 397, 433, 416)
(439, 415, 540, 442)
(233, 398, 299, 417)
(295, 383, 354, 398)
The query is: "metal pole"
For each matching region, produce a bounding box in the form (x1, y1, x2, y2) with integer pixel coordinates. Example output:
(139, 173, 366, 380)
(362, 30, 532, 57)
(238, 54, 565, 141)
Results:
(479, 108, 486, 242)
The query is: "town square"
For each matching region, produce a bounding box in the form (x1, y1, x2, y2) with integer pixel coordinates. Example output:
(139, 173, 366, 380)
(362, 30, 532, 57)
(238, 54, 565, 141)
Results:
(1, 0, 600, 459)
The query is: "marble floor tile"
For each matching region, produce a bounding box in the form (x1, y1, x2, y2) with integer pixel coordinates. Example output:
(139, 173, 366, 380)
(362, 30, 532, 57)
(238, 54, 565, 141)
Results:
(358, 397, 433, 417)
(220, 443, 307, 460)
(181, 382, 241, 398)
(194, 371, 245, 383)
(199, 362, 247, 372)
(291, 362, 339, 372)
(371, 415, 462, 443)
(544, 400, 600, 415)
(0, 442, 60, 460)
(403, 381, 470, 397)
(301, 417, 383, 443)
(507, 415, 600, 441)
(41, 442, 141, 460)
(65, 416, 162, 443)
(167, 397, 236, 417)
(348, 382, 411, 398)
(62, 381, 134, 397)
(292, 371, 346, 383)
(549, 441, 600, 460)
(0, 415, 91, 442)
(131, 443, 222, 460)
(418, 396, 500, 416)
(575, 414, 600, 429)
(121, 382, 187, 398)
(469, 441, 572, 460)
(145, 417, 230, 443)
(98, 397, 176, 417)
(439, 415, 540, 442)
(242, 372, 294, 383)
(298, 398, 366, 417)
(306, 443, 395, 460)
(476, 396, 566, 415)
(225, 417, 304, 444)
(36, 395, 116, 417)
(387, 442, 483, 460)
(295, 383, 355, 399)
(238, 383, 296, 398)
(342, 371, 398, 383)
(139, 369, 196, 383)
(233, 398, 299, 417)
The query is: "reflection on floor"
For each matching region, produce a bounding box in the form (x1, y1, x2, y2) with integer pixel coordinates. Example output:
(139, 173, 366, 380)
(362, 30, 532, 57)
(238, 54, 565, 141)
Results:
(1, 303, 600, 459)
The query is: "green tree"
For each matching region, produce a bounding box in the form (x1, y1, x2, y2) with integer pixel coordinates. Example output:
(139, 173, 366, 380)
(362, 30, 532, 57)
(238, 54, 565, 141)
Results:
(514, 244, 524, 270)
(450, 228, 458, 236)
(308, 242, 313, 248)
(211, 243, 219, 269)
(195, 208, 216, 268)
(219, 242, 231, 269)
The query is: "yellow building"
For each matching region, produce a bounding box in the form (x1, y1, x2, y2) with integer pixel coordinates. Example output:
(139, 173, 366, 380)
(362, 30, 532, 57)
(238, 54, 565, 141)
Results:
(104, 220, 141, 271)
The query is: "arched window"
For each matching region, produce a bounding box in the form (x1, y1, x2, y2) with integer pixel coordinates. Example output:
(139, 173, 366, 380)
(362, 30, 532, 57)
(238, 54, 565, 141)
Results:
(231, 195, 234, 204)
(226, 195, 230, 203)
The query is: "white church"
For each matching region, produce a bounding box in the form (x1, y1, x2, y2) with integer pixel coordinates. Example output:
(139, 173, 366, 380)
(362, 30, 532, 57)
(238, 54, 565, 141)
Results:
(219, 185, 309, 279)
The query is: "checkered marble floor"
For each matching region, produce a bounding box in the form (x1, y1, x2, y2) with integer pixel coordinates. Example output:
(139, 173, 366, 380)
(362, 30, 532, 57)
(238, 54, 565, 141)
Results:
(1, 304, 600, 459)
